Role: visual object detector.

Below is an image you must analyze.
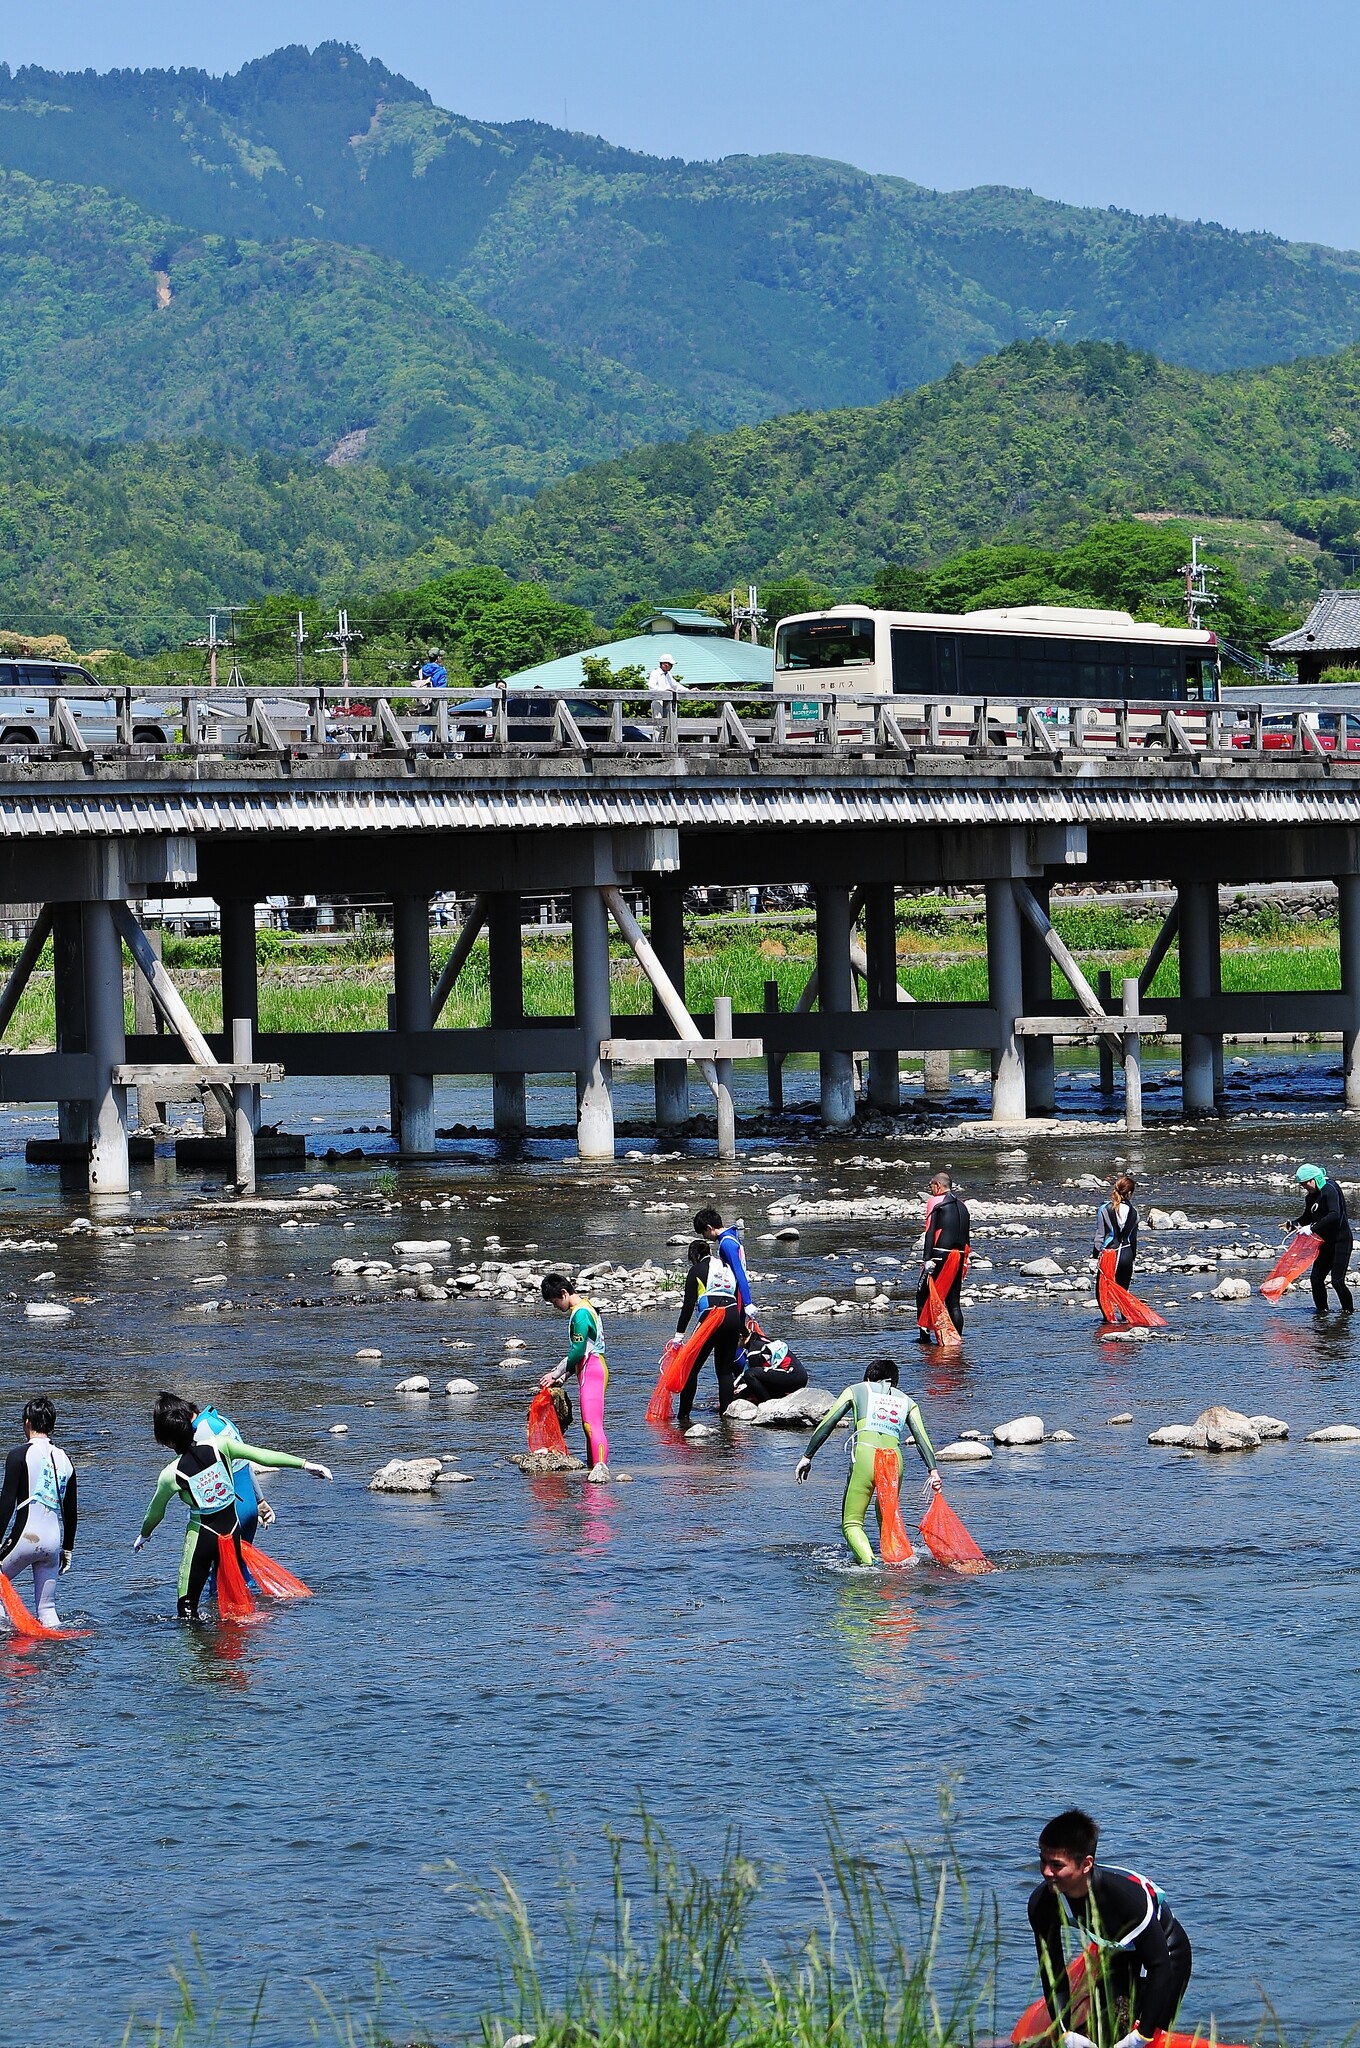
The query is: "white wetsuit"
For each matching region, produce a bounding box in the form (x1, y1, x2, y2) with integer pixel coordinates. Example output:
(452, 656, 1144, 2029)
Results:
(0, 1437, 76, 1627)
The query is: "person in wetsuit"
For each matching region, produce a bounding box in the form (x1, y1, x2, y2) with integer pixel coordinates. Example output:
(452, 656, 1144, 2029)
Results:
(916, 1172, 970, 1340)
(1292, 1163, 1354, 1313)
(133, 1393, 331, 1621)
(796, 1359, 940, 1566)
(1094, 1175, 1139, 1288)
(734, 1335, 808, 1405)
(540, 1275, 610, 1481)
(0, 1396, 77, 1629)
(1029, 1807, 1192, 2048)
(675, 1207, 755, 1421)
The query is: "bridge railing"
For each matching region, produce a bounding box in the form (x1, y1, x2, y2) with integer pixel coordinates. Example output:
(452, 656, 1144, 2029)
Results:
(0, 687, 1351, 764)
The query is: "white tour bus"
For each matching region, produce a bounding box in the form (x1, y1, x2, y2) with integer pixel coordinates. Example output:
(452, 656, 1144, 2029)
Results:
(774, 603, 1219, 704)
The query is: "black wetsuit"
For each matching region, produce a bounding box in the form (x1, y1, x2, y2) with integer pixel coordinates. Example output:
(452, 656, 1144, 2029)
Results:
(916, 1192, 970, 1336)
(734, 1344, 808, 1405)
(1094, 1201, 1139, 1289)
(675, 1233, 750, 1419)
(1028, 1865, 1192, 2044)
(1295, 1177, 1354, 1313)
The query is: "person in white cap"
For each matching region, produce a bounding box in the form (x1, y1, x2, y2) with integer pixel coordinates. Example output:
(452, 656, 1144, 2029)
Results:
(646, 656, 683, 692)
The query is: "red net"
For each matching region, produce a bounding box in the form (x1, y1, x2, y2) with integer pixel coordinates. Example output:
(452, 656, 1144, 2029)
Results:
(527, 1387, 569, 1456)
(214, 1534, 257, 1622)
(1011, 1946, 1093, 2043)
(241, 1542, 313, 1599)
(1261, 1229, 1323, 1301)
(0, 1569, 86, 1640)
(645, 1306, 727, 1422)
(917, 1250, 964, 1348)
(919, 1488, 994, 1574)
(873, 1450, 915, 1562)
(1096, 1248, 1167, 1328)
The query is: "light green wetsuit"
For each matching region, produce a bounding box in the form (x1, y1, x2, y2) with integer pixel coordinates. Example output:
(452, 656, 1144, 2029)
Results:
(140, 1435, 308, 1600)
(804, 1381, 937, 1566)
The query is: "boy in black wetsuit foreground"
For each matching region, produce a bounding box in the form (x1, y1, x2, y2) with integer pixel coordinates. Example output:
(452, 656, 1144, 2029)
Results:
(1028, 1808, 1192, 2048)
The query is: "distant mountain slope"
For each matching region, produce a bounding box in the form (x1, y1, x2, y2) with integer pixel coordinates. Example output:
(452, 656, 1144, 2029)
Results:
(0, 428, 479, 648)
(477, 339, 1360, 613)
(3, 43, 1360, 436)
(0, 167, 692, 490)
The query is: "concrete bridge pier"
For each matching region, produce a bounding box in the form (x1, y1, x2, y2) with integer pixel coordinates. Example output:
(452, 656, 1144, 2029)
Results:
(815, 885, 856, 1127)
(986, 880, 1026, 1123)
(83, 901, 130, 1195)
(1340, 874, 1360, 1109)
(649, 885, 691, 1132)
(572, 885, 615, 1159)
(488, 893, 527, 1136)
(392, 894, 436, 1156)
(862, 882, 901, 1113)
(220, 898, 259, 1042)
(1178, 877, 1219, 1116)
(52, 905, 90, 1154)
(1020, 880, 1056, 1116)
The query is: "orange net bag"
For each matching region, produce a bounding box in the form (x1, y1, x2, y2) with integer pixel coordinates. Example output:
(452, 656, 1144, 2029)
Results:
(241, 1543, 313, 1599)
(1012, 1946, 1093, 2043)
(1261, 1229, 1323, 1302)
(645, 1305, 726, 1422)
(873, 1450, 915, 1563)
(0, 1570, 87, 1641)
(918, 1250, 964, 1348)
(1096, 1248, 1167, 1328)
(214, 1534, 257, 1622)
(527, 1387, 569, 1456)
(919, 1488, 994, 1574)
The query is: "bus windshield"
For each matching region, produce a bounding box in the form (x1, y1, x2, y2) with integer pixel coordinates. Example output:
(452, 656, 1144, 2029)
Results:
(776, 616, 875, 670)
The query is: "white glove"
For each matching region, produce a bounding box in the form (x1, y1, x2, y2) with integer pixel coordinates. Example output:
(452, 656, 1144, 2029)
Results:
(132, 1533, 148, 1552)
(795, 1456, 812, 1484)
(1111, 2033, 1150, 2048)
(1061, 2033, 1096, 2048)
(303, 1461, 333, 1482)
(927, 1470, 943, 1493)
(256, 1498, 276, 1528)
(540, 1363, 569, 1389)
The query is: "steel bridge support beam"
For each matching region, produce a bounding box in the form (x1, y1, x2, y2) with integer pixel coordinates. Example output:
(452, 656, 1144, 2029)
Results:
(815, 885, 856, 1128)
(52, 905, 90, 1153)
(1020, 879, 1056, 1116)
(861, 883, 901, 1113)
(986, 880, 1027, 1124)
(392, 895, 436, 1156)
(650, 885, 690, 1131)
(488, 892, 527, 1136)
(572, 886, 615, 1160)
(83, 901, 130, 1195)
(1178, 877, 1218, 1117)
(1340, 875, 1360, 1109)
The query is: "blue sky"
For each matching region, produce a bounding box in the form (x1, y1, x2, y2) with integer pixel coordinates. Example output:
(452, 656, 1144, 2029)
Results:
(5, 0, 1356, 249)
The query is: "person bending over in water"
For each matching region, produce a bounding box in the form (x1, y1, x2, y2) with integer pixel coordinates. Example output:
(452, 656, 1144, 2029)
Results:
(540, 1274, 610, 1482)
(1292, 1163, 1354, 1314)
(134, 1393, 331, 1621)
(1093, 1175, 1139, 1289)
(675, 1207, 755, 1420)
(795, 1359, 940, 1566)
(734, 1335, 808, 1405)
(1029, 1806, 1192, 2048)
(0, 1396, 77, 1628)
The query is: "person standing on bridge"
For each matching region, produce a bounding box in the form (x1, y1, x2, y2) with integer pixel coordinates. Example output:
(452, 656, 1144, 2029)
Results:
(916, 1172, 970, 1342)
(419, 648, 448, 689)
(1292, 1163, 1354, 1314)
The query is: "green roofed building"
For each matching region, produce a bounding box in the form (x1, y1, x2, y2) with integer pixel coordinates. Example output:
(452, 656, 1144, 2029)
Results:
(505, 607, 774, 690)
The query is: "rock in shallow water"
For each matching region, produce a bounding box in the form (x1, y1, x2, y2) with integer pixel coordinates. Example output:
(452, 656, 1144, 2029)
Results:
(395, 1375, 430, 1395)
(1195, 1404, 1260, 1452)
(1211, 1277, 1252, 1301)
(1305, 1423, 1360, 1443)
(445, 1378, 479, 1395)
(937, 1440, 993, 1462)
(723, 1399, 759, 1423)
(369, 1457, 442, 1493)
(993, 1414, 1044, 1446)
(509, 1450, 585, 1473)
(793, 1295, 837, 1317)
(1020, 1257, 1064, 1278)
(749, 1387, 838, 1429)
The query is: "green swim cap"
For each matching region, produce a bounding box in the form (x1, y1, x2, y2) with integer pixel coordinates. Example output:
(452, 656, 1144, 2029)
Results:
(1296, 1164, 1326, 1186)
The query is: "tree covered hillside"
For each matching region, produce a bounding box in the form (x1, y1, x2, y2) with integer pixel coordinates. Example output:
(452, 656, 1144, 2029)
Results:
(479, 340, 1360, 614)
(3, 44, 1360, 442)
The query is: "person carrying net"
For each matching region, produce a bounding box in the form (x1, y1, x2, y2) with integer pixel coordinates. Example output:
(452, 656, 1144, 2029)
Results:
(0, 1396, 77, 1631)
(795, 1359, 940, 1565)
(539, 1274, 610, 1481)
(1291, 1163, 1354, 1314)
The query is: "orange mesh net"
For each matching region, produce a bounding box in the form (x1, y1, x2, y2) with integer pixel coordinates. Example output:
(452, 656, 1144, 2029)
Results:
(214, 1534, 257, 1621)
(918, 1250, 964, 1347)
(873, 1450, 914, 1563)
(1261, 1229, 1323, 1301)
(645, 1306, 726, 1422)
(0, 1569, 87, 1640)
(241, 1542, 313, 1599)
(527, 1387, 569, 1456)
(919, 1488, 994, 1574)
(1012, 1947, 1094, 2044)
(1096, 1248, 1167, 1328)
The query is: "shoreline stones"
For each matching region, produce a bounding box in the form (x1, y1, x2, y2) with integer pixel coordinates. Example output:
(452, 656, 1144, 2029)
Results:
(369, 1457, 442, 1492)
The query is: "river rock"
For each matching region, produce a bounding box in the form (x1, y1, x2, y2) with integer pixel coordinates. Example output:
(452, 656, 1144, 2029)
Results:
(1211, 1277, 1252, 1301)
(685, 1423, 716, 1438)
(723, 1399, 759, 1423)
(775, 1226, 801, 1240)
(25, 1302, 71, 1319)
(1048, 1429, 1076, 1443)
(749, 1387, 838, 1428)
(1020, 1257, 1064, 1278)
(392, 1239, 451, 1256)
(1194, 1404, 1261, 1452)
(416, 1283, 449, 1301)
(1107, 1413, 1134, 1426)
(356, 1347, 382, 1360)
(369, 1457, 442, 1492)
(959, 1429, 987, 1442)
(936, 1440, 993, 1462)
(1146, 1208, 1175, 1229)
(1148, 1425, 1198, 1446)
(1248, 1414, 1289, 1440)
(509, 1450, 585, 1473)
(993, 1414, 1044, 1446)
(1305, 1424, 1360, 1443)
(445, 1378, 479, 1395)
(328, 1423, 350, 1434)
(395, 1375, 431, 1395)
(793, 1295, 837, 1316)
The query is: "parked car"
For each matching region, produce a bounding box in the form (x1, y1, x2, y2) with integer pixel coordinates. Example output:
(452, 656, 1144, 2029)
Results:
(447, 694, 656, 744)
(0, 659, 173, 746)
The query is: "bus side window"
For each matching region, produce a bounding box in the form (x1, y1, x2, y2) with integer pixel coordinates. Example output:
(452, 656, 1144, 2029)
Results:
(890, 629, 935, 695)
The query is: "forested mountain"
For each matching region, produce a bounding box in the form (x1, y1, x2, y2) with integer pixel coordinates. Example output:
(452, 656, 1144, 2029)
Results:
(477, 339, 1360, 615)
(4, 42, 1360, 459)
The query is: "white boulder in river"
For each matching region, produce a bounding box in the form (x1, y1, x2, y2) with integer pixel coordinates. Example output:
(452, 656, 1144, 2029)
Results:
(25, 1302, 72, 1320)
(993, 1415, 1044, 1446)
(936, 1440, 993, 1462)
(749, 1387, 838, 1428)
(793, 1295, 837, 1317)
(1195, 1405, 1261, 1452)
(395, 1375, 431, 1395)
(1305, 1423, 1360, 1443)
(1020, 1257, 1064, 1278)
(369, 1457, 442, 1492)
(392, 1239, 451, 1256)
(444, 1378, 479, 1395)
(1211, 1277, 1252, 1301)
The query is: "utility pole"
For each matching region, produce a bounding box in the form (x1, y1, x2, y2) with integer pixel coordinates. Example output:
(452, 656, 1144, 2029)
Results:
(729, 584, 766, 644)
(293, 609, 307, 691)
(328, 607, 361, 686)
(1180, 536, 1216, 630)
(207, 612, 220, 689)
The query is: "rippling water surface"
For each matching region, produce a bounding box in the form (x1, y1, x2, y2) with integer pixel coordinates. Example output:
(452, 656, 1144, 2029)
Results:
(2, 1047, 1358, 2044)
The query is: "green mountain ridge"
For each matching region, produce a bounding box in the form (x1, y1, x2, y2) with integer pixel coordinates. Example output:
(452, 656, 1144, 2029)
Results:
(5, 41, 1360, 462)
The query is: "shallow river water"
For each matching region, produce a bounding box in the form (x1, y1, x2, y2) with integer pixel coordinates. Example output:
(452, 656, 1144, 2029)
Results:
(3, 1047, 1359, 2045)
